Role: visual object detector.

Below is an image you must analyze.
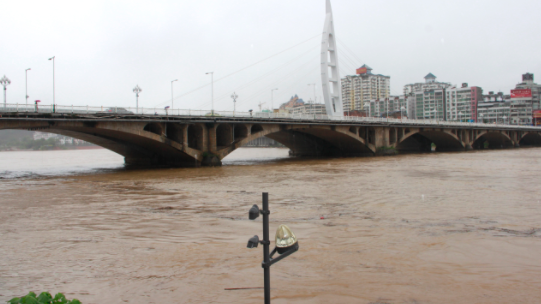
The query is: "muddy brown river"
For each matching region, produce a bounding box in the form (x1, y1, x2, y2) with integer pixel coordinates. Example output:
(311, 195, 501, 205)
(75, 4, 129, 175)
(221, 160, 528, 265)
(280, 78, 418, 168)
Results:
(1, 148, 540, 303)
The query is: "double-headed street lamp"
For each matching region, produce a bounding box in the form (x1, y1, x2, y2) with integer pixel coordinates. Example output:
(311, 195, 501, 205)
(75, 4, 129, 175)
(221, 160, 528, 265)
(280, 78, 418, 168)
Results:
(247, 192, 299, 304)
(231, 92, 238, 116)
(0, 75, 11, 108)
(171, 79, 178, 109)
(133, 85, 142, 113)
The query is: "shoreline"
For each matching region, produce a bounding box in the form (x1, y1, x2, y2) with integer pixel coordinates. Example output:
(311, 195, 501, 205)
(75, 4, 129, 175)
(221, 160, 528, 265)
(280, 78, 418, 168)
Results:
(0, 146, 105, 152)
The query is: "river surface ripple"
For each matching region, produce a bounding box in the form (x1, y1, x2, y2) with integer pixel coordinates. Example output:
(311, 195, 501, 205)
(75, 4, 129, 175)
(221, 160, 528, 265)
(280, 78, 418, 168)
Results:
(0, 148, 540, 303)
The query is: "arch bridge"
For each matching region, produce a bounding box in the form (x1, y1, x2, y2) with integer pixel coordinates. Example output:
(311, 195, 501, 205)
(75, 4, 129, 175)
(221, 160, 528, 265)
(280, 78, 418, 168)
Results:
(1, 114, 540, 167)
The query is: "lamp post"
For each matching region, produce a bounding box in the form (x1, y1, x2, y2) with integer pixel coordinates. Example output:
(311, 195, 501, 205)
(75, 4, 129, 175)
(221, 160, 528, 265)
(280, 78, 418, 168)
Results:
(25, 68, 31, 106)
(171, 79, 178, 109)
(48, 56, 55, 106)
(247, 193, 299, 304)
(0, 75, 11, 108)
(231, 92, 238, 116)
(308, 83, 316, 115)
(206, 72, 214, 116)
(133, 85, 142, 113)
(271, 88, 278, 113)
(400, 106, 405, 122)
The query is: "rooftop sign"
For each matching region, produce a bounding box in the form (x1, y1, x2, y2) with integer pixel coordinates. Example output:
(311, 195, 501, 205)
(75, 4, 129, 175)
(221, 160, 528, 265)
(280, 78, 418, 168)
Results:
(511, 89, 532, 98)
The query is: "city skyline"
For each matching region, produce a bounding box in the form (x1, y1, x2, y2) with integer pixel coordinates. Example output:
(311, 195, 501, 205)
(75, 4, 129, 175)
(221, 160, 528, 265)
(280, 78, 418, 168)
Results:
(1, 0, 540, 112)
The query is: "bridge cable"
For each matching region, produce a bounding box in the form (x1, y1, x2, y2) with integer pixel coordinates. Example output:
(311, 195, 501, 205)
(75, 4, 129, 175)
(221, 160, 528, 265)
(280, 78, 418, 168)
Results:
(154, 33, 322, 107)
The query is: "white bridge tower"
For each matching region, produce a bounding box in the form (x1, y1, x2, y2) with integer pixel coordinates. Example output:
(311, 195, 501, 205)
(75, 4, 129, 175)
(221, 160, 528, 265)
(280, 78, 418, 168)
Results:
(321, 0, 344, 118)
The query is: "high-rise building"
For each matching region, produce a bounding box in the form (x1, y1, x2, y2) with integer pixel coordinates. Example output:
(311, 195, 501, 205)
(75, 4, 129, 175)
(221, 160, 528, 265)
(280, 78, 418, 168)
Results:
(509, 73, 540, 125)
(413, 88, 446, 120)
(341, 65, 390, 112)
(404, 73, 451, 95)
(404, 74, 452, 120)
(446, 83, 483, 122)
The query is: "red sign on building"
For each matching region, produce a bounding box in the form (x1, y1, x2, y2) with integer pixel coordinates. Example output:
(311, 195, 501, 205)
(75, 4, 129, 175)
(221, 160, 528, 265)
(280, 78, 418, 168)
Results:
(356, 67, 367, 75)
(510, 89, 532, 98)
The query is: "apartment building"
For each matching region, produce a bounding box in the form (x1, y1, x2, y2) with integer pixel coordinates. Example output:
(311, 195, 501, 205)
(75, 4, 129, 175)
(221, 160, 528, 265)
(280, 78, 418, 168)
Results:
(341, 65, 390, 112)
(446, 84, 483, 122)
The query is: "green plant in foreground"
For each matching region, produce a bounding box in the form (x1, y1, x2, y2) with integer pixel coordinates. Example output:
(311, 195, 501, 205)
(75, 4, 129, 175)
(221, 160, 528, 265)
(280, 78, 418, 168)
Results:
(8, 291, 81, 304)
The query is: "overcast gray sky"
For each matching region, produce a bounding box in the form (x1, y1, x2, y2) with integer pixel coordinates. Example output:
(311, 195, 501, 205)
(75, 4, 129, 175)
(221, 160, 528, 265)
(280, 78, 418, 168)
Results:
(1, 0, 540, 112)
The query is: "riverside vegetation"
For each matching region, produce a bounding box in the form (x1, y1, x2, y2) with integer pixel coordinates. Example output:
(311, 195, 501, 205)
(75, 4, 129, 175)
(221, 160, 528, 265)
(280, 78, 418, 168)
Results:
(8, 292, 81, 304)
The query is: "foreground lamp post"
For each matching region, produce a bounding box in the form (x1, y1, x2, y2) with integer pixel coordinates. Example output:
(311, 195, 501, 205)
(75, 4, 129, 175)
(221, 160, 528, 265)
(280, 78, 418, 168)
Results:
(0, 75, 11, 108)
(247, 192, 299, 304)
(133, 85, 142, 113)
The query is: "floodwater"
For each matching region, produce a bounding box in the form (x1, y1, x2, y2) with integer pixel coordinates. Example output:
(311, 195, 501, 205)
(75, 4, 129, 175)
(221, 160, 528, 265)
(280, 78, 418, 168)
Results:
(1, 147, 540, 303)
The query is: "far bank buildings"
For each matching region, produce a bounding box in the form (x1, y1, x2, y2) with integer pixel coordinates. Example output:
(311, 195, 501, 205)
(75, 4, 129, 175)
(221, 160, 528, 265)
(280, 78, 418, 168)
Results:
(341, 66, 541, 126)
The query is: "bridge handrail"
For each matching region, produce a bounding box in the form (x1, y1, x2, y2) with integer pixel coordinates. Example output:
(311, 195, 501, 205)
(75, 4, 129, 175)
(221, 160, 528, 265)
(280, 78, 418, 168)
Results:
(1, 103, 539, 130)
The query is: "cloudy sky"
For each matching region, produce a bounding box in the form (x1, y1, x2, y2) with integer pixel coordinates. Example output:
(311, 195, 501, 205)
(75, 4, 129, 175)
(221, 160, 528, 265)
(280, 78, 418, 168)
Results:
(1, 0, 540, 112)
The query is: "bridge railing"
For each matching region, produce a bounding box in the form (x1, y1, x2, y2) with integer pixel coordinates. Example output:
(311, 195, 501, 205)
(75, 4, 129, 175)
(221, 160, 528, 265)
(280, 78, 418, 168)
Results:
(1, 103, 539, 130)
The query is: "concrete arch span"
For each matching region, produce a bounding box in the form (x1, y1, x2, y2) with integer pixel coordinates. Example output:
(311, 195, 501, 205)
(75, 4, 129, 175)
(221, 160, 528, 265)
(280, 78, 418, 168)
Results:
(396, 129, 465, 153)
(472, 131, 515, 149)
(0, 120, 203, 167)
(519, 132, 541, 146)
(215, 124, 375, 160)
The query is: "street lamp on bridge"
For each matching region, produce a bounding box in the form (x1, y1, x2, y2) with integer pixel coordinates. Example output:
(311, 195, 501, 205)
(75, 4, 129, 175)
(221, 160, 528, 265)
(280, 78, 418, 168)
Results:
(206, 72, 214, 116)
(171, 79, 178, 109)
(133, 85, 142, 113)
(25, 68, 31, 106)
(308, 83, 316, 115)
(0, 75, 11, 108)
(48, 56, 55, 106)
(271, 88, 278, 113)
(231, 92, 238, 116)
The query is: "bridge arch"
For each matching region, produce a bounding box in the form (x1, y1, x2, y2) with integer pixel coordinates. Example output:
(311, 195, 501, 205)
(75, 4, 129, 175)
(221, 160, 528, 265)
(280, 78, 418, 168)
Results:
(216, 124, 233, 148)
(233, 124, 248, 142)
(396, 129, 464, 153)
(143, 123, 163, 136)
(519, 132, 541, 146)
(216, 124, 375, 160)
(0, 120, 201, 167)
(472, 131, 514, 149)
